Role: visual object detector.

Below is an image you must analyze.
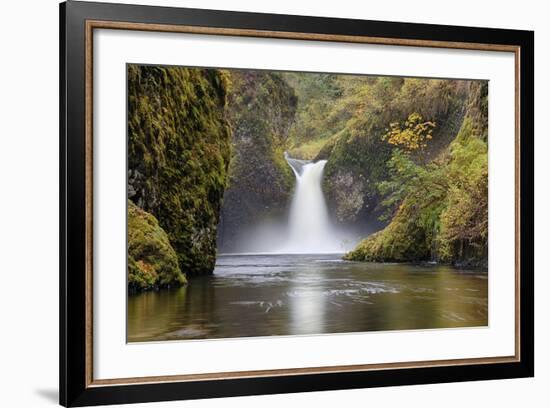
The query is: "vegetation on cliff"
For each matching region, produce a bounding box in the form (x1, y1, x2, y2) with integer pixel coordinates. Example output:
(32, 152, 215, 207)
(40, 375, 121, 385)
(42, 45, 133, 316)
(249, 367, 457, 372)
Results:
(127, 65, 231, 280)
(323, 78, 469, 225)
(216, 70, 486, 265)
(128, 200, 186, 292)
(345, 82, 488, 266)
(217, 70, 298, 252)
(283, 75, 470, 226)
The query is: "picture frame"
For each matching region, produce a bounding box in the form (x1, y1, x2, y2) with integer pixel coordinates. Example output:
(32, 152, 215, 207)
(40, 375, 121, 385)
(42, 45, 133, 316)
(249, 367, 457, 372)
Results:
(59, 1, 534, 406)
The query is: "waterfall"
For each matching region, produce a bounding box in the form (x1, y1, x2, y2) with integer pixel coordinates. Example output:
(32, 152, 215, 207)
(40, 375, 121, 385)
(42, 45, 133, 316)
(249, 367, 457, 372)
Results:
(281, 153, 343, 253)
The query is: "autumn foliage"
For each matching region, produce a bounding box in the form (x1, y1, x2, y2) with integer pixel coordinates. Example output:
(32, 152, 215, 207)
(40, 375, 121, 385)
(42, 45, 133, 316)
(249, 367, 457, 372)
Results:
(383, 112, 435, 152)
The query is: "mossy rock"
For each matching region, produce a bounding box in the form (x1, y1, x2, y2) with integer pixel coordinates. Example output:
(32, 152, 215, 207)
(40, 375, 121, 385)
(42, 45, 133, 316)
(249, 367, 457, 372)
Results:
(323, 79, 469, 225)
(217, 70, 297, 252)
(344, 198, 430, 262)
(128, 200, 186, 292)
(345, 81, 489, 266)
(127, 65, 231, 276)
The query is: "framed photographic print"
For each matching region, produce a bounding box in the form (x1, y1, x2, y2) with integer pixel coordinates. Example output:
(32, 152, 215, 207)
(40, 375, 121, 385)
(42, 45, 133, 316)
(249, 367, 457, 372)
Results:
(59, 1, 534, 406)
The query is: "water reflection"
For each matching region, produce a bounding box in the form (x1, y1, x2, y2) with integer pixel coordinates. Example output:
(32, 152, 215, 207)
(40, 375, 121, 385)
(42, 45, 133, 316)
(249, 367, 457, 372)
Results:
(288, 261, 328, 335)
(128, 254, 488, 342)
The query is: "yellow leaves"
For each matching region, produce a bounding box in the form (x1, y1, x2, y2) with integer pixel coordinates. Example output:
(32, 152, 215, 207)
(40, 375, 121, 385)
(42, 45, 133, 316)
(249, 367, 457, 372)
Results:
(382, 112, 436, 152)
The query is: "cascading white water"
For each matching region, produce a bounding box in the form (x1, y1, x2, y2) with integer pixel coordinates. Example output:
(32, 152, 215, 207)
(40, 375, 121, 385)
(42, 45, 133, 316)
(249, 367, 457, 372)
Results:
(281, 153, 343, 253)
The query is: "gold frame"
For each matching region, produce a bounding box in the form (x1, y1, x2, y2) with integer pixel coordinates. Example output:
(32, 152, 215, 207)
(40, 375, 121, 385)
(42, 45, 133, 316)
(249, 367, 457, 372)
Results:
(84, 20, 521, 388)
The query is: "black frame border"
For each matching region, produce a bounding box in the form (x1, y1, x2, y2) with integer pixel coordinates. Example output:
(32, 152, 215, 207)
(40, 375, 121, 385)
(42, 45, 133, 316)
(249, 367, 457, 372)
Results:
(60, 1, 534, 406)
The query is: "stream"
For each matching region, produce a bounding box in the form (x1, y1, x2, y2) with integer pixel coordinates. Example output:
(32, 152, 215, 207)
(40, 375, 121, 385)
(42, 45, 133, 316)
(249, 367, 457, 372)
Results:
(128, 253, 488, 342)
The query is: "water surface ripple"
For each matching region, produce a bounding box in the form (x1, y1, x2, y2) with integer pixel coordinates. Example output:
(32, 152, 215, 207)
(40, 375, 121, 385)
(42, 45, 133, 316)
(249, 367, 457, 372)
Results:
(128, 254, 488, 342)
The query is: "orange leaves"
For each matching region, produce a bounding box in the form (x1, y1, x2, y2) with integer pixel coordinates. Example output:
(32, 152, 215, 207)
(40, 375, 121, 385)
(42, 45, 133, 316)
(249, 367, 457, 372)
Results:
(383, 112, 436, 152)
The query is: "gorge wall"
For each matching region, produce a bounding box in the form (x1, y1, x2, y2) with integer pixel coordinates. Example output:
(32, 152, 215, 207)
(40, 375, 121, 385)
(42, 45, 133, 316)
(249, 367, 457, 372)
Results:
(217, 71, 298, 253)
(345, 81, 488, 267)
(127, 65, 232, 285)
(318, 78, 471, 229)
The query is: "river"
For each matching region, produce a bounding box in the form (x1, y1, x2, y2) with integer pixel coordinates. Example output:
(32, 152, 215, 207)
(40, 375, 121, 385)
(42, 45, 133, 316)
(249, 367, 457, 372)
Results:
(128, 253, 488, 342)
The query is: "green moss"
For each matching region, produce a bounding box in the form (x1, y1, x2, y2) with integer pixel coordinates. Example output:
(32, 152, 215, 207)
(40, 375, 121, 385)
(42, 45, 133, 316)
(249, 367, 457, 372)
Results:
(288, 137, 332, 160)
(345, 81, 489, 267)
(218, 71, 297, 251)
(128, 200, 186, 292)
(344, 199, 430, 262)
(292, 76, 470, 224)
(127, 65, 232, 276)
(438, 123, 488, 264)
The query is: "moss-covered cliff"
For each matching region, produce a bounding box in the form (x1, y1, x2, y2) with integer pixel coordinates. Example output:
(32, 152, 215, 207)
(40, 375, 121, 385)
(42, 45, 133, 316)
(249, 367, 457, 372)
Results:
(127, 65, 231, 278)
(320, 78, 470, 225)
(345, 81, 488, 267)
(217, 71, 297, 252)
(128, 201, 186, 292)
(215, 73, 476, 254)
(275, 75, 470, 228)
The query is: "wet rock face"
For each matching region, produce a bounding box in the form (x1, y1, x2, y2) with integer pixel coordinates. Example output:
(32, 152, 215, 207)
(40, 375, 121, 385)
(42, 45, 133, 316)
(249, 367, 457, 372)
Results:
(320, 128, 392, 230)
(127, 65, 232, 276)
(326, 170, 366, 223)
(127, 169, 155, 209)
(217, 71, 298, 252)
